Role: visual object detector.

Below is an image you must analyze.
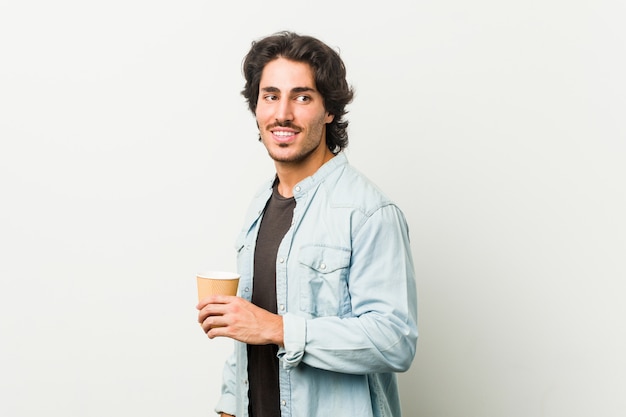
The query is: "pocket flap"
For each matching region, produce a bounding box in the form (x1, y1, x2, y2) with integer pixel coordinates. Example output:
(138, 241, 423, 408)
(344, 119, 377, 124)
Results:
(298, 245, 351, 273)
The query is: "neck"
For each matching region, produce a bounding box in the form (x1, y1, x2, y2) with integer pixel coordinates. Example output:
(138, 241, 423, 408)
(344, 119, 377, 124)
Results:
(275, 149, 335, 198)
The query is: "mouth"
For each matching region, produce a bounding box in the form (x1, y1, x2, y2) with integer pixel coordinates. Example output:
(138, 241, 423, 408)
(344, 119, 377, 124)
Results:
(271, 129, 298, 143)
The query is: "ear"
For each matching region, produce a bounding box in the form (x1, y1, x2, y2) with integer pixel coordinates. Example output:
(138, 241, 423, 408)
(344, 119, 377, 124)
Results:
(325, 112, 334, 124)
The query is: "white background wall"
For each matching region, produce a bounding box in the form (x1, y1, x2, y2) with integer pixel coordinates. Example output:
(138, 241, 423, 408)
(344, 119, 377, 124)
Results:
(1, 1, 624, 416)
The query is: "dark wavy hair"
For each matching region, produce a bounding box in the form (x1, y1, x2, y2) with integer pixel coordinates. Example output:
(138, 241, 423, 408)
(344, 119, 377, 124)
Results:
(241, 31, 355, 153)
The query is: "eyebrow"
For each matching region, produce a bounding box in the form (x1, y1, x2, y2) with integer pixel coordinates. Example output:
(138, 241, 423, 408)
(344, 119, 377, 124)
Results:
(260, 86, 317, 94)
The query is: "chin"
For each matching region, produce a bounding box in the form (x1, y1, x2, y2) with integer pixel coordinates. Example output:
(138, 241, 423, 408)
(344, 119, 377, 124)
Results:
(267, 146, 296, 162)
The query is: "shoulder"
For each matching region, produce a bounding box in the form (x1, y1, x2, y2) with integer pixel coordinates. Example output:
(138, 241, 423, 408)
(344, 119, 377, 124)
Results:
(323, 161, 396, 214)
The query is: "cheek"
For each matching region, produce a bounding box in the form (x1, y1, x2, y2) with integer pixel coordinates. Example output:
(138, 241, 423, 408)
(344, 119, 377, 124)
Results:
(255, 106, 273, 125)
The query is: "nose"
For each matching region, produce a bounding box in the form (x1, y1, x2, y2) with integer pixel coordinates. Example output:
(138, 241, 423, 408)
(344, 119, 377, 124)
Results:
(275, 98, 294, 123)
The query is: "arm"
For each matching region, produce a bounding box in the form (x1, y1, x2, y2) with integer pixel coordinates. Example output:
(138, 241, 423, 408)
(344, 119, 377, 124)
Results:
(280, 204, 418, 374)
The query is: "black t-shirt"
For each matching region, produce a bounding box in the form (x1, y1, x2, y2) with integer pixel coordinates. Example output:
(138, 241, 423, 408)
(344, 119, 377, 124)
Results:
(247, 182, 295, 417)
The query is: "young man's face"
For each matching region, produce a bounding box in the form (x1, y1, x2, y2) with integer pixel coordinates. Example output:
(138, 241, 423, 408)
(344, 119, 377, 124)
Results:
(255, 58, 334, 166)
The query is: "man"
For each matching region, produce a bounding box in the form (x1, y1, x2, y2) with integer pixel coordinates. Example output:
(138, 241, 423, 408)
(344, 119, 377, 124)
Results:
(197, 31, 418, 417)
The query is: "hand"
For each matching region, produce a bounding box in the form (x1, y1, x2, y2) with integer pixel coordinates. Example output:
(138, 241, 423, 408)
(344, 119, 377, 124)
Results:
(220, 414, 234, 417)
(197, 295, 284, 346)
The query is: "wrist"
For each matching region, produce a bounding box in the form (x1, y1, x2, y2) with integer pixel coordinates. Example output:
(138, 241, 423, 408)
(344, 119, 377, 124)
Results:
(269, 314, 284, 346)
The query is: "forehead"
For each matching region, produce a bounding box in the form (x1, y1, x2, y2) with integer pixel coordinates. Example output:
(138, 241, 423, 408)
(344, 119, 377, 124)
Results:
(260, 58, 317, 90)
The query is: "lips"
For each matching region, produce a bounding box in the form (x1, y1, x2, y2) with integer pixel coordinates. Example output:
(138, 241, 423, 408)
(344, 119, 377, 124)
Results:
(271, 129, 298, 143)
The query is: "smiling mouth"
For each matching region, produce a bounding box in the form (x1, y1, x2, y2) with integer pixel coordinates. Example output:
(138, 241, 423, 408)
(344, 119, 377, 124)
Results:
(271, 130, 298, 143)
(273, 131, 296, 138)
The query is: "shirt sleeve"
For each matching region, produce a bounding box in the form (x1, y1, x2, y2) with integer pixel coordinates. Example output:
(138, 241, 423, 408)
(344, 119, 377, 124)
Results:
(279, 204, 419, 374)
(214, 350, 238, 415)
(278, 313, 307, 367)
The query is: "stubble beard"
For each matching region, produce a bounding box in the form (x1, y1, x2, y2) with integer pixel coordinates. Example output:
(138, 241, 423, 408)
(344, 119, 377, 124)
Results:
(262, 122, 326, 165)
(267, 141, 319, 164)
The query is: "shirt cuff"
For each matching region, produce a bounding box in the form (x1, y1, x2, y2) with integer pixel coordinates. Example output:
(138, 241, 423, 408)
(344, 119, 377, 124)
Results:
(277, 312, 306, 369)
(215, 393, 236, 416)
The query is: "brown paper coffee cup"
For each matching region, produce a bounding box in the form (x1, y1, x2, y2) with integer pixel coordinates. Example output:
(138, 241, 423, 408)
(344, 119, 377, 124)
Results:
(196, 271, 240, 301)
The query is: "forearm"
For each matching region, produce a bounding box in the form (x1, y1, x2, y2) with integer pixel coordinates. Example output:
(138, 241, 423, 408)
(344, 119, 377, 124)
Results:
(280, 306, 417, 374)
(305, 313, 417, 372)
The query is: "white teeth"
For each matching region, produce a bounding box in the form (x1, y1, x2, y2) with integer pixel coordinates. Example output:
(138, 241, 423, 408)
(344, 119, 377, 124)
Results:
(273, 131, 295, 137)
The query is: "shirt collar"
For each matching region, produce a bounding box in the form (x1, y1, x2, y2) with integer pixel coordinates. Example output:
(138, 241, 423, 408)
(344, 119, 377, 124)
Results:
(291, 152, 348, 197)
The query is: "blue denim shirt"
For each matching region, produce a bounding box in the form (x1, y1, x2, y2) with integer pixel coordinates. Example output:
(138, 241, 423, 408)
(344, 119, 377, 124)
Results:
(215, 153, 418, 417)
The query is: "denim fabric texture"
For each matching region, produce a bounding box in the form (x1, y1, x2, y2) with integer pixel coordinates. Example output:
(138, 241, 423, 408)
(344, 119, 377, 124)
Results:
(215, 152, 418, 417)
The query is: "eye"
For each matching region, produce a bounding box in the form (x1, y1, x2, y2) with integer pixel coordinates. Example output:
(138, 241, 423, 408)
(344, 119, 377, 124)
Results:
(263, 94, 278, 102)
(295, 95, 311, 103)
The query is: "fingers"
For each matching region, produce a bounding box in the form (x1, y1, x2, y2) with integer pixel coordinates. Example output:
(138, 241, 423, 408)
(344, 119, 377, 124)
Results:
(199, 315, 227, 336)
(197, 302, 225, 324)
(196, 297, 281, 344)
(197, 296, 239, 334)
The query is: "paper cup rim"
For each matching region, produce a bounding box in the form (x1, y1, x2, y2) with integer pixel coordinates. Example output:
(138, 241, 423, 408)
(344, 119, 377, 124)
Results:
(197, 271, 240, 280)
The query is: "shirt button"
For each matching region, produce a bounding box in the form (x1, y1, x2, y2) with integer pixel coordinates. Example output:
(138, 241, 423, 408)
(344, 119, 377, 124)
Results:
(320, 263, 326, 270)
(281, 400, 287, 406)
(294, 186, 301, 192)
(279, 258, 285, 263)
(279, 305, 285, 311)
(244, 287, 250, 292)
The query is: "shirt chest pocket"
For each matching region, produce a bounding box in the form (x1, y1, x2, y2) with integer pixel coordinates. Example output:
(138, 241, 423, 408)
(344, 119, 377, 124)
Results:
(297, 245, 351, 317)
